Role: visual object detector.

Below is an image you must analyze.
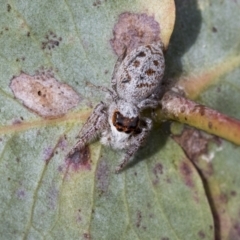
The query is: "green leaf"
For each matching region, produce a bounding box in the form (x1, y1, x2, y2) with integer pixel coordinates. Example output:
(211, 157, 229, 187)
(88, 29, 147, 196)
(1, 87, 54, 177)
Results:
(166, 0, 240, 239)
(4, 0, 240, 239)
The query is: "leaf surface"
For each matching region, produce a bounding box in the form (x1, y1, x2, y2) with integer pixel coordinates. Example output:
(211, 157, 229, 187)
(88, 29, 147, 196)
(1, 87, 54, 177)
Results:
(3, 0, 239, 239)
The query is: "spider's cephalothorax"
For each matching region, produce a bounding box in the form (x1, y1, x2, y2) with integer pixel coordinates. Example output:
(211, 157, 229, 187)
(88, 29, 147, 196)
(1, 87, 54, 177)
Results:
(67, 42, 165, 173)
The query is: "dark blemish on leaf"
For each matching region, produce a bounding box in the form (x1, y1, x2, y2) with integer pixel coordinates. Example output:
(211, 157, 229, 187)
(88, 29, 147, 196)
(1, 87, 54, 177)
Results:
(7, 4, 11, 12)
(212, 26, 217, 33)
(16, 157, 20, 163)
(208, 122, 212, 129)
(93, 0, 101, 7)
(16, 188, 26, 200)
(110, 12, 160, 56)
(43, 147, 54, 164)
(173, 127, 215, 178)
(27, 32, 30, 37)
(161, 238, 169, 240)
(66, 145, 91, 172)
(42, 31, 62, 51)
(96, 159, 110, 196)
(104, 70, 109, 74)
(76, 211, 82, 223)
(5, 27, 9, 31)
(83, 233, 91, 239)
(231, 191, 237, 197)
(152, 163, 163, 185)
(57, 136, 68, 151)
(136, 210, 142, 228)
(179, 161, 194, 188)
(198, 230, 206, 239)
(8, 177, 11, 181)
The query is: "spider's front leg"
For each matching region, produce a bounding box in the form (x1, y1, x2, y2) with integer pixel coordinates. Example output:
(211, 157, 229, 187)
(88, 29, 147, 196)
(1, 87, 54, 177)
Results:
(66, 101, 108, 159)
(115, 118, 152, 173)
(137, 98, 160, 110)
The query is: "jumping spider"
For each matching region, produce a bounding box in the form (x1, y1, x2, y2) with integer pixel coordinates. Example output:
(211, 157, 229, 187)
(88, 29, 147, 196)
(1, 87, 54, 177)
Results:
(67, 42, 165, 173)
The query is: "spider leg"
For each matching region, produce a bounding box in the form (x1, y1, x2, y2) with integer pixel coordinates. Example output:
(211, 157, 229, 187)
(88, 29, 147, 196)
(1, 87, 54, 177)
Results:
(66, 101, 108, 158)
(115, 117, 152, 173)
(137, 99, 159, 110)
(86, 81, 117, 100)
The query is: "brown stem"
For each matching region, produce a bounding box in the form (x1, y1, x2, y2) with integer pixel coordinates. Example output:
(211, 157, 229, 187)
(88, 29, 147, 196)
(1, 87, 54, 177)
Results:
(159, 91, 240, 145)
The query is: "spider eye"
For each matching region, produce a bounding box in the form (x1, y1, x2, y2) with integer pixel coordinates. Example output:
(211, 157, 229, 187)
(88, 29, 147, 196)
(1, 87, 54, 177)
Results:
(112, 111, 139, 134)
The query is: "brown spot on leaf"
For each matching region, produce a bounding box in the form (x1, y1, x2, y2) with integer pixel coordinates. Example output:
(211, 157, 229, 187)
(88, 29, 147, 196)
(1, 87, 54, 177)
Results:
(7, 4, 11, 12)
(173, 127, 215, 178)
(110, 12, 160, 56)
(179, 161, 194, 188)
(65, 146, 91, 172)
(136, 210, 142, 228)
(231, 191, 237, 197)
(152, 163, 163, 185)
(198, 230, 206, 239)
(83, 233, 91, 239)
(93, 0, 101, 7)
(10, 73, 80, 118)
(173, 128, 209, 161)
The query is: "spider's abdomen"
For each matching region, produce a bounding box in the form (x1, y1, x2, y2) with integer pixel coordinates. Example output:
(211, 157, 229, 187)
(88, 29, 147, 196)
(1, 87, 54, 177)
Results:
(116, 42, 165, 103)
